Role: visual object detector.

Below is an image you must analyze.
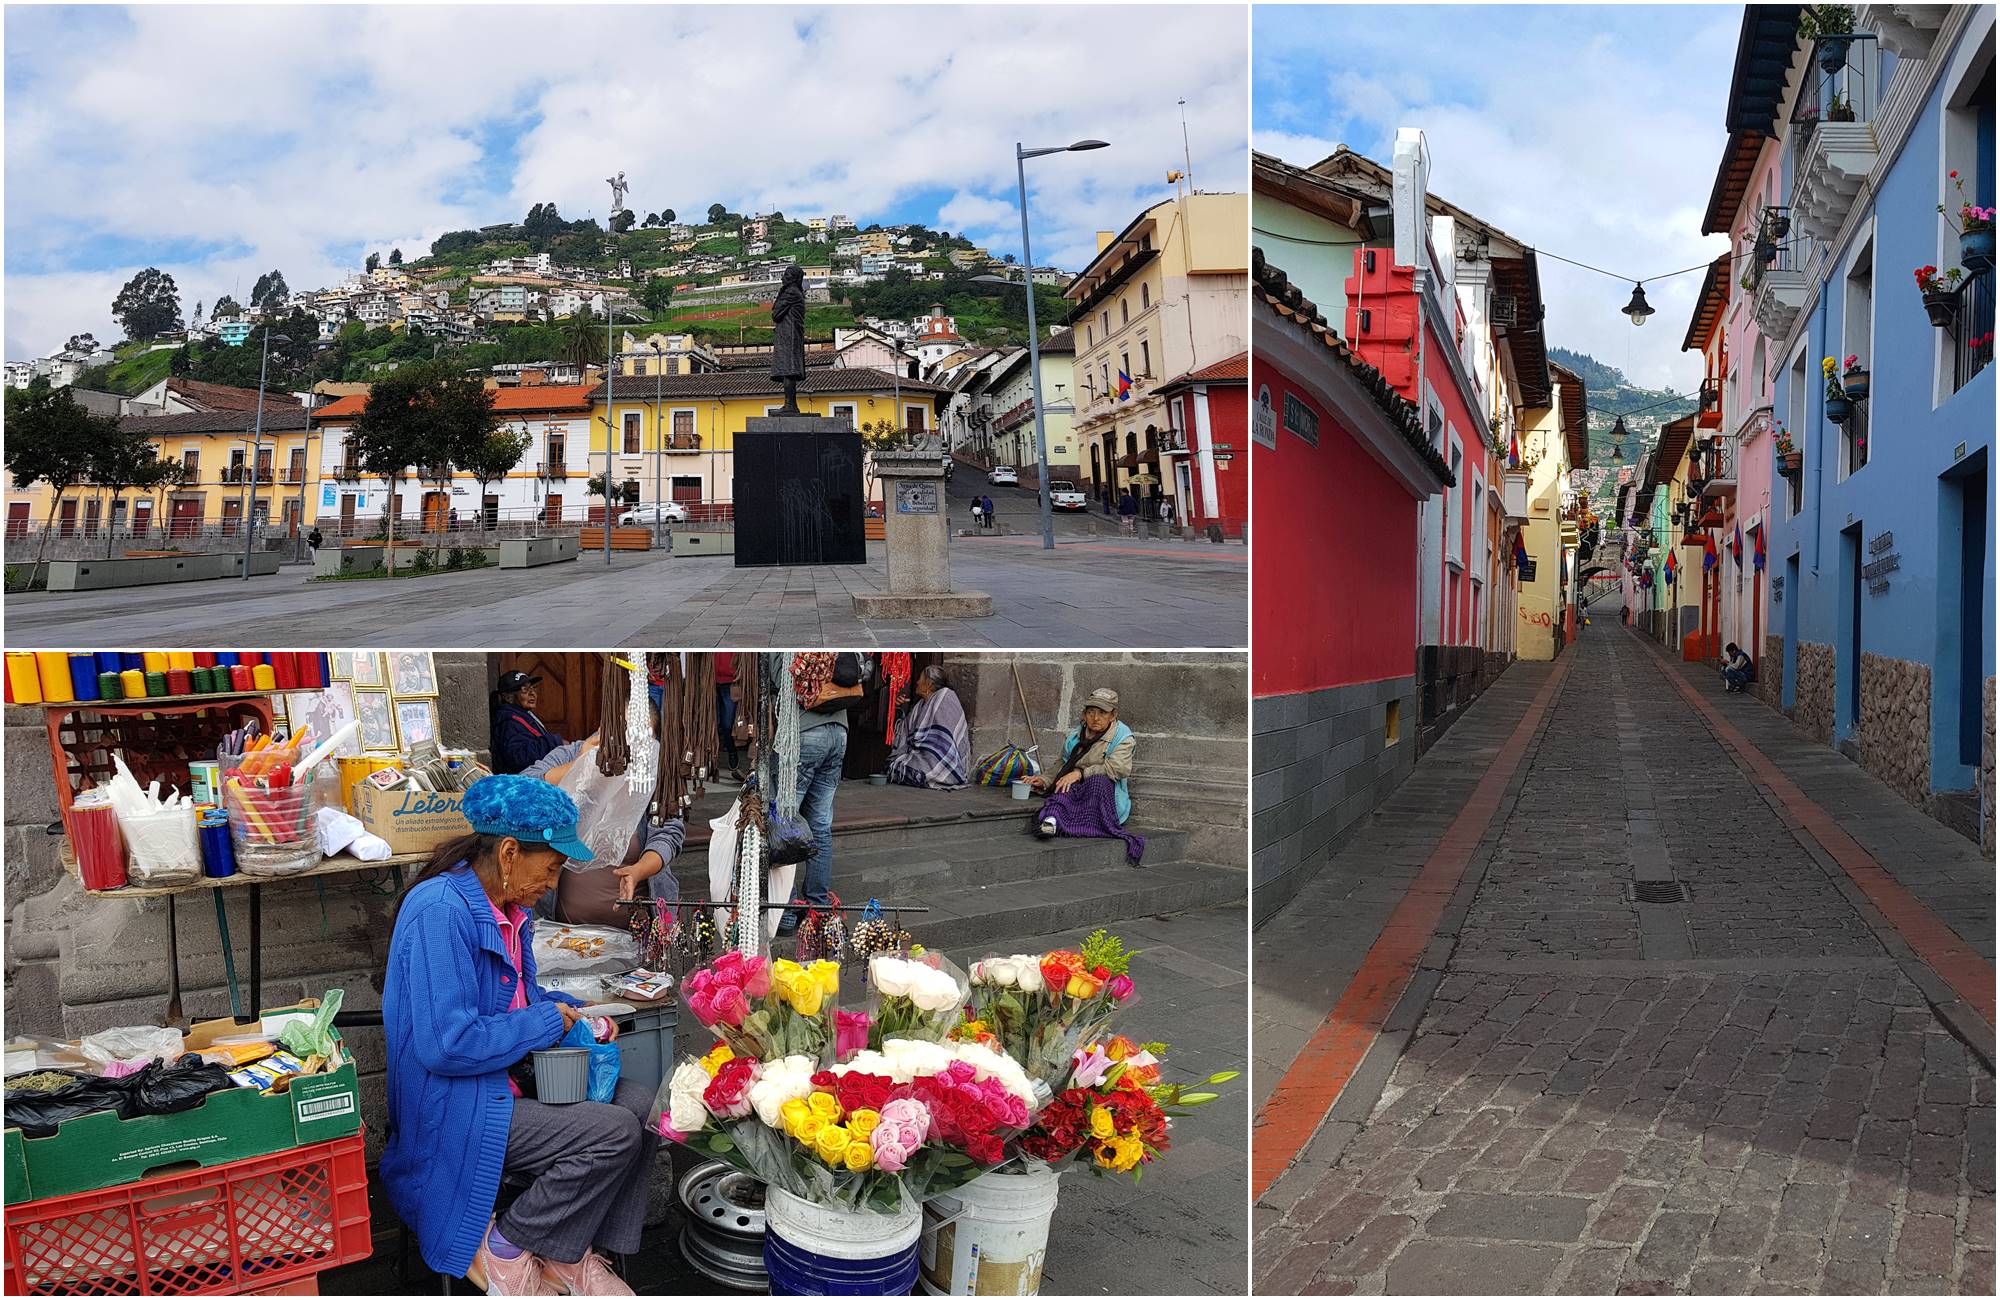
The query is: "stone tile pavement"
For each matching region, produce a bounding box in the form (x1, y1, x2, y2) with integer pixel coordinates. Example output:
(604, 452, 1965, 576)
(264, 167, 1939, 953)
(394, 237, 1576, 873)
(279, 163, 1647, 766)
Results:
(1254, 628, 1996, 1294)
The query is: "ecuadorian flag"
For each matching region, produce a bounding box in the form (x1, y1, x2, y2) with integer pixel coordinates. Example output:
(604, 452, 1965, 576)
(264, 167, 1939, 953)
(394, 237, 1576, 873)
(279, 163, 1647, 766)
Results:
(1730, 524, 1744, 565)
(1117, 369, 1132, 401)
(1753, 527, 1766, 572)
(1664, 549, 1678, 582)
(1702, 533, 1719, 573)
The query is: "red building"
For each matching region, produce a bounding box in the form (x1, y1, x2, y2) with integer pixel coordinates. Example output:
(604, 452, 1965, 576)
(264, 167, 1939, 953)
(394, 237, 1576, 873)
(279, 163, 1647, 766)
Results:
(1251, 250, 1454, 919)
(1158, 352, 1248, 537)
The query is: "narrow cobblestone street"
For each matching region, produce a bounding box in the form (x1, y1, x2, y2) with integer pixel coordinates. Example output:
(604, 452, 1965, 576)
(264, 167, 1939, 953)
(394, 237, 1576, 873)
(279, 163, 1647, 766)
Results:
(1254, 628, 1995, 1295)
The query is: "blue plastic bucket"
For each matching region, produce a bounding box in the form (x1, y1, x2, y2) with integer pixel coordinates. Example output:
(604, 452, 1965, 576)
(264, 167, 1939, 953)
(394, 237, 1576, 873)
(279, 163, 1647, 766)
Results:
(764, 1188, 920, 1296)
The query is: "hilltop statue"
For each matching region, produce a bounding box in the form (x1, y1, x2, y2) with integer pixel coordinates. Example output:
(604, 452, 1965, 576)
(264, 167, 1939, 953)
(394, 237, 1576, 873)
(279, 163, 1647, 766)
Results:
(770, 264, 807, 413)
(606, 171, 628, 215)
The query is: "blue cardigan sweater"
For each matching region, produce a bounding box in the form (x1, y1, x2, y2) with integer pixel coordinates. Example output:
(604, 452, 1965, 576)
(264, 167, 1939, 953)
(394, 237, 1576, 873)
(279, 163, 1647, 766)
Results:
(380, 867, 583, 1278)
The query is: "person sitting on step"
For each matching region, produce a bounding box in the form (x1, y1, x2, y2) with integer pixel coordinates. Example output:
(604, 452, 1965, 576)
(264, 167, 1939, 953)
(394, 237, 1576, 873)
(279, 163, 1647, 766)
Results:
(1721, 642, 1755, 693)
(1027, 687, 1146, 863)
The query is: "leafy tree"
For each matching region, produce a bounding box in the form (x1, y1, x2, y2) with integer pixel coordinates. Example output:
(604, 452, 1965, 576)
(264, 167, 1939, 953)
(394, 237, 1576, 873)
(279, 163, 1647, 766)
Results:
(112, 267, 183, 341)
(1003, 253, 1017, 265)
(610, 210, 636, 234)
(456, 425, 532, 538)
(365, 252, 381, 274)
(639, 277, 675, 317)
(550, 231, 598, 268)
(707, 203, 727, 224)
(251, 270, 290, 314)
(346, 357, 489, 548)
(5, 388, 116, 566)
(88, 427, 182, 557)
(431, 229, 482, 258)
(170, 343, 193, 377)
(388, 248, 403, 266)
(585, 471, 616, 515)
(661, 208, 676, 225)
(211, 294, 239, 319)
(65, 332, 99, 354)
(560, 307, 603, 376)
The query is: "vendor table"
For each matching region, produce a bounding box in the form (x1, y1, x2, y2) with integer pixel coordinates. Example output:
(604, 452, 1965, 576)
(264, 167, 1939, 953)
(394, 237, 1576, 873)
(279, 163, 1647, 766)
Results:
(60, 841, 426, 1028)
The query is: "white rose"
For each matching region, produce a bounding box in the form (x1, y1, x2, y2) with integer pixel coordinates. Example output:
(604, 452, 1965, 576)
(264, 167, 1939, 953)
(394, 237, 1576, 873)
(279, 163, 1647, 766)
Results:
(951, 1040, 1038, 1108)
(748, 1055, 817, 1128)
(667, 1061, 711, 1134)
(909, 966, 964, 1014)
(838, 1049, 894, 1080)
(882, 1037, 951, 1082)
(975, 956, 1018, 987)
(871, 955, 915, 998)
(1014, 956, 1045, 993)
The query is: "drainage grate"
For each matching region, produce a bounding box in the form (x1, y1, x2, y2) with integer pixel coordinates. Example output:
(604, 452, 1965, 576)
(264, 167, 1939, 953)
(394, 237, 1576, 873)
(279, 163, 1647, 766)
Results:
(1630, 880, 1688, 904)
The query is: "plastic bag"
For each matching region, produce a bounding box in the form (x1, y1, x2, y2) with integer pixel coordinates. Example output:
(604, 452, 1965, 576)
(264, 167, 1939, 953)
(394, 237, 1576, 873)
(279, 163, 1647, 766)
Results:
(588, 1041, 622, 1103)
(78, 1025, 185, 1070)
(767, 804, 815, 865)
(278, 990, 343, 1061)
(4, 1072, 127, 1138)
(552, 744, 656, 871)
(125, 1055, 236, 1116)
(533, 923, 638, 976)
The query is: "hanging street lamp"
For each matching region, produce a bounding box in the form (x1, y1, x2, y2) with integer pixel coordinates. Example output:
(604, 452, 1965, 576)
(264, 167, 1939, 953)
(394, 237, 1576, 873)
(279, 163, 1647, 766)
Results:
(1622, 282, 1655, 326)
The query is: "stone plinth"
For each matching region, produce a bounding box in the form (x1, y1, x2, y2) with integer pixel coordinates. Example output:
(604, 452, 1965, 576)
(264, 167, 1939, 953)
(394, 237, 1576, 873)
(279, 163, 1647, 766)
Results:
(854, 449, 990, 619)
(732, 414, 865, 566)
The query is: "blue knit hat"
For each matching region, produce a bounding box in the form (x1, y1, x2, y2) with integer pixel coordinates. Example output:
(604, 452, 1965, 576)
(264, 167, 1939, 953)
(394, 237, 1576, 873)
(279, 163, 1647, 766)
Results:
(461, 774, 593, 861)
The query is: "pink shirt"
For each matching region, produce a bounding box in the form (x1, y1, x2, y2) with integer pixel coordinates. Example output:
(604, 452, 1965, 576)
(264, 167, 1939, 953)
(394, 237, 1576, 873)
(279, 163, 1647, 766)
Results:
(488, 896, 530, 1095)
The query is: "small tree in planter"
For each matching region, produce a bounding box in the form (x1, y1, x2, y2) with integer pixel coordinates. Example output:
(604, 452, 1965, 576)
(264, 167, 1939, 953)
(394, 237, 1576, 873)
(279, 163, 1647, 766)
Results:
(1939, 172, 1996, 273)
(347, 358, 463, 553)
(89, 431, 184, 559)
(1821, 357, 1853, 424)
(1799, 4, 1855, 71)
(1915, 264, 1965, 326)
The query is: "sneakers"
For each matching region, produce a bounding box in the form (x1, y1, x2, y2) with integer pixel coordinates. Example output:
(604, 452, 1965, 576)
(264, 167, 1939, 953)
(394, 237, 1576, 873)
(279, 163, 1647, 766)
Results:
(466, 1226, 549, 1296)
(542, 1250, 634, 1296)
(1038, 817, 1058, 838)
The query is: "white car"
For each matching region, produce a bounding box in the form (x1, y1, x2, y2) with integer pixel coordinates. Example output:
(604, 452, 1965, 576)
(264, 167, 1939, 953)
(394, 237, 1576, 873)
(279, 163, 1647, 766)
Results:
(988, 465, 1019, 485)
(1048, 480, 1087, 510)
(618, 502, 689, 526)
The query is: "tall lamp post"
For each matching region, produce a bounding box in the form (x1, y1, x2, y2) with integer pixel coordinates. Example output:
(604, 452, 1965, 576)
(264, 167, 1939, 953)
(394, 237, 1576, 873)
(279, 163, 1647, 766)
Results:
(651, 339, 665, 548)
(604, 304, 617, 566)
(975, 137, 1106, 552)
(242, 330, 290, 581)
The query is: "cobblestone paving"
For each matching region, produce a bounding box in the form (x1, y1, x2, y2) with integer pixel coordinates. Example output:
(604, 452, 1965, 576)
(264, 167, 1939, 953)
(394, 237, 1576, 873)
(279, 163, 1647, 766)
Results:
(1257, 632, 1996, 1294)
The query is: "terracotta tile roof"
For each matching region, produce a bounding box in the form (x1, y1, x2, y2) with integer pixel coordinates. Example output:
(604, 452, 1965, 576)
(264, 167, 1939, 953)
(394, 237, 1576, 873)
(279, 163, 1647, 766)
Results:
(1253, 247, 1453, 487)
(119, 409, 310, 436)
(1156, 352, 1249, 395)
(1681, 254, 1733, 352)
(166, 377, 301, 412)
(585, 366, 945, 402)
(310, 383, 597, 423)
(1551, 362, 1590, 468)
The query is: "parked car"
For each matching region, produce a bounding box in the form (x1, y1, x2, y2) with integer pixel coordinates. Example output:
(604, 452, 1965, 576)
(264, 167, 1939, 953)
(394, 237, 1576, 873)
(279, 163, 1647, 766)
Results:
(988, 465, 1019, 486)
(1047, 480, 1087, 510)
(618, 502, 689, 526)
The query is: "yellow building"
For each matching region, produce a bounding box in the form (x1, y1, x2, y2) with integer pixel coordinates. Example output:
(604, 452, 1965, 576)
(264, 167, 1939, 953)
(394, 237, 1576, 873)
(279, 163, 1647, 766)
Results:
(1065, 191, 1248, 513)
(591, 367, 948, 511)
(1507, 366, 1589, 660)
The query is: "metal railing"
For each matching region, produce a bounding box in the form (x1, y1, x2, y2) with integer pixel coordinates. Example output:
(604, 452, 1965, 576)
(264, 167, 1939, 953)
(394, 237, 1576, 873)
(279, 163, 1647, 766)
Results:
(1791, 32, 1878, 155)
(1744, 207, 1802, 293)
(1948, 270, 1995, 394)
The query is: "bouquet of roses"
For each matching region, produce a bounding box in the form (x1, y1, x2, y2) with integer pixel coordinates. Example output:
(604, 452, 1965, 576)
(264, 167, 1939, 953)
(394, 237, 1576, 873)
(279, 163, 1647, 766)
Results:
(866, 951, 967, 1044)
(683, 950, 841, 1062)
(652, 1034, 1037, 1212)
(1020, 1035, 1237, 1183)
(968, 929, 1137, 1088)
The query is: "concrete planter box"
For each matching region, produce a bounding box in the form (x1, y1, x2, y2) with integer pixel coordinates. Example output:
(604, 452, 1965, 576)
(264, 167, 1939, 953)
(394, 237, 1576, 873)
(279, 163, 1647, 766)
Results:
(46, 551, 280, 591)
(671, 530, 735, 558)
(317, 545, 384, 578)
(498, 534, 579, 569)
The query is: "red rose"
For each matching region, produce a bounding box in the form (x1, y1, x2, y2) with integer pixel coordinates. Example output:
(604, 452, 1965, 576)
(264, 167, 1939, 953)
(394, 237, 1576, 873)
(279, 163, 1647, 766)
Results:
(811, 1070, 837, 1089)
(966, 1131, 1006, 1164)
(703, 1057, 758, 1119)
(834, 1071, 895, 1114)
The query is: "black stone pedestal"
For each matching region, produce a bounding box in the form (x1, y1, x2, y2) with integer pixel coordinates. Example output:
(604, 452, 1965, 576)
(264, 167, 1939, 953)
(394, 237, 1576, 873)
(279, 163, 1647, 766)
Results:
(731, 415, 866, 567)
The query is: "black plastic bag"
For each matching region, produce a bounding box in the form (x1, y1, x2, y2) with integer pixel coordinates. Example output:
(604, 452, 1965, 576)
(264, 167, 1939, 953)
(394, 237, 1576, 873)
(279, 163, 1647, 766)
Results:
(121, 1055, 236, 1118)
(5, 1071, 129, 1138)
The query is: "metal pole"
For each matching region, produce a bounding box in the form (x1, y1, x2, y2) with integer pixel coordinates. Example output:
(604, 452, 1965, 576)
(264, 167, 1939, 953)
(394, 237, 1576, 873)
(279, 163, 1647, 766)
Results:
(604, 304, 615, 566)
(243, 330, 270, 580)
(653, 342, 664, 548)
(1016, 144, 1055, 551)
(294, 388, 312, 562)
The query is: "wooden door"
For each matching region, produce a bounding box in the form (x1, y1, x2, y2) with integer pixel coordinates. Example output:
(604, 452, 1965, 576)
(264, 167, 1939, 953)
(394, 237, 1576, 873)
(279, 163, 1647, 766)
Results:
(340, 494, 357, 530)
(171, 497, 202, 538)
(133, 500, 153, 539)
(7, 502, 30, 539)
(493, 651, 604, 744)
(422, 491, 449, 533)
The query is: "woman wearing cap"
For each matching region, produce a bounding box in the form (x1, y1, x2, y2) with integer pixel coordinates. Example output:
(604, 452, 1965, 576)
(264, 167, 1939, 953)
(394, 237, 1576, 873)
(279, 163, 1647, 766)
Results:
(1027, 687, 1146, 863)
(380, 775, 648, 1296)
(490, 671, 565, 775)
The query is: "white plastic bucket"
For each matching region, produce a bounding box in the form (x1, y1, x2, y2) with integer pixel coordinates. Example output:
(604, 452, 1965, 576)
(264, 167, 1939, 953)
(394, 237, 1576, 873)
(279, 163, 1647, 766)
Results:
(765, 1187, 921, 1295)
(918, 1163, 1060, 1295)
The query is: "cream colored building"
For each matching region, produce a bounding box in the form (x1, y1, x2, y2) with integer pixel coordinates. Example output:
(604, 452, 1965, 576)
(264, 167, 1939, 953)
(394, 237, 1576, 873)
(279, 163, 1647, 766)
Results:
(1065, 191, 1247, 513)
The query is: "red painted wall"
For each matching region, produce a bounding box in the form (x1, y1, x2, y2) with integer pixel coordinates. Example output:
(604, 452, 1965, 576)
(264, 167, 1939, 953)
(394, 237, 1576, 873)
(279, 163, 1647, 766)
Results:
(1253, 360, 1420, 697)
(1172, 384, 1249, 536)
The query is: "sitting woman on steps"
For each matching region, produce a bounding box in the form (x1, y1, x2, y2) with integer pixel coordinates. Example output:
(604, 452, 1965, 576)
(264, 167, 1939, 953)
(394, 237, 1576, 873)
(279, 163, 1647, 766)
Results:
(1028, 687, 1146, 864)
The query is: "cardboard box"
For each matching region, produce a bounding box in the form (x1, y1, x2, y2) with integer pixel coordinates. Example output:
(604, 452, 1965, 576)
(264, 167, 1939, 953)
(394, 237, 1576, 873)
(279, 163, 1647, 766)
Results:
(3, 1000, 361, 1206)
(352, 782, 472, 854)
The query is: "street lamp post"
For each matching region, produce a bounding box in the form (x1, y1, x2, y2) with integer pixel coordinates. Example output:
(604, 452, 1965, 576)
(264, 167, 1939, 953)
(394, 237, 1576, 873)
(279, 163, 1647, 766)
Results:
(652, 340, 665, 548)
(604, 302, 616, 566)
(977, 137, 1107, 552)
(242, 330, 290, 581)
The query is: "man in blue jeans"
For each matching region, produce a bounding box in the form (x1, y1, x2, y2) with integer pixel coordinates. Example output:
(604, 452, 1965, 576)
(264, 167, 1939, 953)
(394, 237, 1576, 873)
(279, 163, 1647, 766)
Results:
(778, 652, 869, 936)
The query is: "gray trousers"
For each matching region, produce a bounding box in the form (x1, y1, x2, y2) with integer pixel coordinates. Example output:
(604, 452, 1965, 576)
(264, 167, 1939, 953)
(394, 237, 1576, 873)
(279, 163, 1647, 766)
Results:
(497, 1076, 658, 1264)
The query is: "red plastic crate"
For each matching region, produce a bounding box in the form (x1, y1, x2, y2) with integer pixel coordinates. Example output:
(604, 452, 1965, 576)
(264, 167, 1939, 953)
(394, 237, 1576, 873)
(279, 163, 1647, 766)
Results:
(4, 1132, 369, 1296)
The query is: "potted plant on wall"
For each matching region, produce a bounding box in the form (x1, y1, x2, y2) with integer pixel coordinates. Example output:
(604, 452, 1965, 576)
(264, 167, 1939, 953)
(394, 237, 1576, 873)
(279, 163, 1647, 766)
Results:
(1915, 264, 1965, 325)
(1940, 172, 1996, 273)
(1773, 422, 1802, 477)
(1826, 93, 1857, 123)
(1821, 357, 1853, 424)
(1799, 4, 1856, 73)
(1840, 354, 1870, 401)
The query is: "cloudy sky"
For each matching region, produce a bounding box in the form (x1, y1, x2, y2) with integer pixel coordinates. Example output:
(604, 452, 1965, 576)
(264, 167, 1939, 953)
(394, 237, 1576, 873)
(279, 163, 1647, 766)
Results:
(1254, 3, 1739, 391)
(4, 3, 1247, 359)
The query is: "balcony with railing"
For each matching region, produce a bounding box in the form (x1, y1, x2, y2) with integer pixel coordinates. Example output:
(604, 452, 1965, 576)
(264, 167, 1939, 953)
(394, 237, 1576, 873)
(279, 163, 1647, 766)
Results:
(1944, 270, 1995, 395)
(1697, 376, 1723, 429)
(1695, 434, 1738, 499)
(540, 460, 569, 479)
(664, 432, 703, 451)
(1747, 206, 1810, 342)
(1790, 33, 1880, 241)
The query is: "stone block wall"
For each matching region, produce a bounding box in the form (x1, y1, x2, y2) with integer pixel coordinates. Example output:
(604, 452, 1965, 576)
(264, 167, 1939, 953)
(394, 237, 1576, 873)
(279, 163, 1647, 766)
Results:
(1252, 674, 1419, 925)
(1757, 634, 1786, 709)
(1855, 653, 1932, 809)
(951, 652, 1247, 776)
(1792, 641, 1836, 743)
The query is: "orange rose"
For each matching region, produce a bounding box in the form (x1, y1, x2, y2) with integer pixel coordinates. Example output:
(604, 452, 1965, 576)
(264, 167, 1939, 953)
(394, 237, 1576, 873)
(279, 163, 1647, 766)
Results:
(1039, 950, 1085, 990)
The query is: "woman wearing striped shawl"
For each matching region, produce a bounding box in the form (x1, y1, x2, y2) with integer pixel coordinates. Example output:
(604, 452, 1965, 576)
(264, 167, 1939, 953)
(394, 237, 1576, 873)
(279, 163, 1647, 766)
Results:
(887, 666, 970, 790)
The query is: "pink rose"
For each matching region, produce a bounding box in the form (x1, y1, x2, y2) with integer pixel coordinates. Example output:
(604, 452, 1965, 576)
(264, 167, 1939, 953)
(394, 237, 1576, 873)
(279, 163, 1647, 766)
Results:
(741, 957, 772, 998)
(687, 990, 719, 1026)
(686, 969, 714, 998)
(712, 985, 751, 1027)
(1107, 974, 1135, 1002)
(872, 1131, 913, 1172)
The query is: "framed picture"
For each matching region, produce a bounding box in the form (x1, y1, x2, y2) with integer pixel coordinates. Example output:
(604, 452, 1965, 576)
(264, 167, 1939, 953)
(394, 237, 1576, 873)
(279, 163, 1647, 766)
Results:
(387, 651, 438, 697)
(331, 652, 356, 681)
(350, 653, 386, 689)
(354, 689, 398, 752)
(283, 684, 359, 758)
(394, 698, 439, 750)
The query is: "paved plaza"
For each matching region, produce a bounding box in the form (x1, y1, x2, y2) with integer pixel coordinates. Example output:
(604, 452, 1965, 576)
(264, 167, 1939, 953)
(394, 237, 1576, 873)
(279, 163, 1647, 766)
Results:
(4, 532, 1245, 649)
(1253, 628, 1995, 1295)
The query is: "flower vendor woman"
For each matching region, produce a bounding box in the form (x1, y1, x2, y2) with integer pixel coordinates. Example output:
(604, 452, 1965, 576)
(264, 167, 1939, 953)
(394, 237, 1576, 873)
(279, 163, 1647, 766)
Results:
(1027, 686, 1146, 862)
(380, 774, 654, 1296)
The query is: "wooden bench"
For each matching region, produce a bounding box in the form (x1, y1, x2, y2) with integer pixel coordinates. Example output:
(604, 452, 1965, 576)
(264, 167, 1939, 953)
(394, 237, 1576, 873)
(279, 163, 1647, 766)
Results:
(578, 528, 656, 552)
(864, 518, 887, 541)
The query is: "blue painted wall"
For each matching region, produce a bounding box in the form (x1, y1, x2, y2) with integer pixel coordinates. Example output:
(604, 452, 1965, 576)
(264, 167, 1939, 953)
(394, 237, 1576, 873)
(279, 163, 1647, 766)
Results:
(1768, 20, 1996, 794)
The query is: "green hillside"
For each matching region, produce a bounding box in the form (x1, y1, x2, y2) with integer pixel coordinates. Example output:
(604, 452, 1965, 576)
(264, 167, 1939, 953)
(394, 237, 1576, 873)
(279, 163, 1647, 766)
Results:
(76, 341, 175, 397)
(1550, 346, 1699, 511)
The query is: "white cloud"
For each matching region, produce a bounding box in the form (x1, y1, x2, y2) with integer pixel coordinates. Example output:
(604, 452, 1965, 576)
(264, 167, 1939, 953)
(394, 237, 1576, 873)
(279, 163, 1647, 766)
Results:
(5, 4, 1247, 358)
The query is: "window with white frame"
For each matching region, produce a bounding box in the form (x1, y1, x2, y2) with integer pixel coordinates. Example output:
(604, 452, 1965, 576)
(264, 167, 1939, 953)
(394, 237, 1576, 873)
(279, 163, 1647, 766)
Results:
(1445, 438, 1464, 566)
(1840, 233, 1873, 478)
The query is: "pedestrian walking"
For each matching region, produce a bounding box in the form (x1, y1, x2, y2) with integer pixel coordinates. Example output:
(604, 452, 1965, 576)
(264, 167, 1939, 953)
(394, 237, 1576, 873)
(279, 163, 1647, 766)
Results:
(971, 499, 985, 531)
(306, 526, 323, 555)
(980, 494, 995, 530)
(779, 652, 868, 936)
(1118, 489, 1139, 535)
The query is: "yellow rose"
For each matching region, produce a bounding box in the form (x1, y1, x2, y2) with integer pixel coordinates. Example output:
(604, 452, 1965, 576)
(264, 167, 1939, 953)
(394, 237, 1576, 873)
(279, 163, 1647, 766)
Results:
(815, 1123, 851, 1165)
(795, 1113, 825, 1146)
(807, 1091, 841, 1121)
(812, 961, 840, 996)
(772, 958, 805, 983)
(846, 1108, 880, 1138)
(699, 1043, 735, 1077)
(786, 977, 823, 1017)
(1110, 1135, 1145, 1172)
(1067, 971, 1104, 999)
(781, 1098, 812, 1137)
(1089, 1107, 1116, 1140)
(844, 1139, 875, 1172)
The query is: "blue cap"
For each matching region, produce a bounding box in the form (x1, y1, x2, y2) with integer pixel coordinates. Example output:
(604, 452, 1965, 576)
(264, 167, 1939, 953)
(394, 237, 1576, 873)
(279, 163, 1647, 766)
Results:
(461, 775, 594, 861)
